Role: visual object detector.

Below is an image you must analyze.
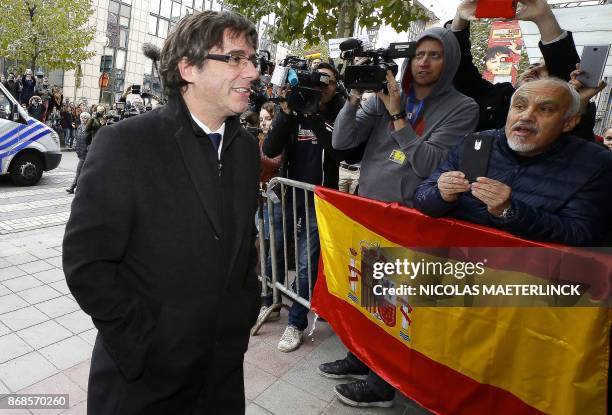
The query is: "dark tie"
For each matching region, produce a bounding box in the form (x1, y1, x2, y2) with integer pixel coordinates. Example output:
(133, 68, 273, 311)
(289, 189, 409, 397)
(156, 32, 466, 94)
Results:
(208, 133, 222, 154)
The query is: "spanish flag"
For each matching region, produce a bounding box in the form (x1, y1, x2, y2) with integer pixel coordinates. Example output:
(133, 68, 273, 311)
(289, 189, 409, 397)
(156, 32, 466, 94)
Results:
(310, 186, 610, 415)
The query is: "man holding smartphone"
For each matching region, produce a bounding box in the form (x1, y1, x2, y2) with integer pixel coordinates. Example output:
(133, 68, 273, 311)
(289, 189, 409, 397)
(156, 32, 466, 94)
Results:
(414, 78, 612, 246)
(449, 0, 602, 141)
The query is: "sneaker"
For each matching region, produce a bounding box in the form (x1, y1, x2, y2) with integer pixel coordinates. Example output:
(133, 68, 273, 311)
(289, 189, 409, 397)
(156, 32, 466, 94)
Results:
(334, 380, 394, 408)
(317, 358, 368, 380)
(257, 305, 280, 322)
(277, 325, 303, 352)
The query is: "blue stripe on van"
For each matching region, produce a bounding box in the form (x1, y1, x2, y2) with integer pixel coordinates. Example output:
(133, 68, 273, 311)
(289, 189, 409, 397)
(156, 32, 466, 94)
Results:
(0, 119, 40, 142)
(0, 124, 27, 143)
(0, 123, 46, 150)
(0, 129, 51, 160)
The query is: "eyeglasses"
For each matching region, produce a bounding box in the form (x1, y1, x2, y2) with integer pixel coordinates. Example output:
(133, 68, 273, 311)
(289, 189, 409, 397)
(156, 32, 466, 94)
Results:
(205, 53, 259, 69)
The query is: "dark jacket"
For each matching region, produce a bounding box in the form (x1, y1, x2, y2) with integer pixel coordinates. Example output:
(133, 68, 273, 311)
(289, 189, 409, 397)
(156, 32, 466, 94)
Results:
(74, 124, 90, 158)
(85, 116, 104, 140)
(263, 92, 363, 189)
(63, 94, 261, 414)
(60, 109, 73, 128)
(449, 23, 596, 141)
(413, 129, 612, 246)
(28, 103, 45, 121)
(19, 76, 36, 104)
(5, 79, 20, 100)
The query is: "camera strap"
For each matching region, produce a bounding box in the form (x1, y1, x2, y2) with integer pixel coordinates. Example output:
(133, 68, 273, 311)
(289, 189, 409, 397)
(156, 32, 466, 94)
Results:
(405, 89, 424, 127)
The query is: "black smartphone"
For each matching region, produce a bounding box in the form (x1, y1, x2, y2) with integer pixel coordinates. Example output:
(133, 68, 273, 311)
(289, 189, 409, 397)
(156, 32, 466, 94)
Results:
(460, 134, 494, 182)
(576, 45, 610, 89)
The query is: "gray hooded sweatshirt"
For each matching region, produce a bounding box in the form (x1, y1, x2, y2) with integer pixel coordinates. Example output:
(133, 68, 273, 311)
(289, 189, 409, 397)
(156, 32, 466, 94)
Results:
(332, 27, 479, 206)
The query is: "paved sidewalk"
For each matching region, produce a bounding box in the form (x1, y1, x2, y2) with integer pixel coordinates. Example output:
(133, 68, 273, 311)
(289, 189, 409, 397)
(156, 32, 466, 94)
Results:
(0, 165, 430, 414)
(0, 225, 431, 415)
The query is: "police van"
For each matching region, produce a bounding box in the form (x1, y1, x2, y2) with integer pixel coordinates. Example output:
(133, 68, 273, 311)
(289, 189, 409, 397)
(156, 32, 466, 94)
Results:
(0, 82, 61, 186)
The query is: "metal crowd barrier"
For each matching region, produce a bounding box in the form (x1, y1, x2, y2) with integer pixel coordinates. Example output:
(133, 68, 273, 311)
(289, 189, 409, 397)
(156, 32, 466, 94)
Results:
(252, 177, 317, 335)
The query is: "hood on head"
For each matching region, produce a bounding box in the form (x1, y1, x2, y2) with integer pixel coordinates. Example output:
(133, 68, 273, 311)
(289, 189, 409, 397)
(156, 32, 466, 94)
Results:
(400, 26, 460, 99)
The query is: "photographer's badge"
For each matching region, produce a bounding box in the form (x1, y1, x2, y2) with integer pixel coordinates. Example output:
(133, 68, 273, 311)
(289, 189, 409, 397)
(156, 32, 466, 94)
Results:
(388, 150, 406, 165)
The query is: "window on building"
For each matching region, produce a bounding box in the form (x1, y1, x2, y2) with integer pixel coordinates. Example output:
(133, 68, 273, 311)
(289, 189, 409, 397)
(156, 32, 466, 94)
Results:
(158, 19, 169, 38)
(150, 0, 160, 13)
(116, 50, 126, 71)
(148, 14, 158, 35)
(120, 4, 131, 26)
(160, 0, 171, 18)
(120, 28, 129, 48)
(171, 1, 181, 22)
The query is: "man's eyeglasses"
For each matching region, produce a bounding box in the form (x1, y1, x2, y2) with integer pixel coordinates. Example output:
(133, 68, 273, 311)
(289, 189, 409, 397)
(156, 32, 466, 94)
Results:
(205, 53, 259, 69)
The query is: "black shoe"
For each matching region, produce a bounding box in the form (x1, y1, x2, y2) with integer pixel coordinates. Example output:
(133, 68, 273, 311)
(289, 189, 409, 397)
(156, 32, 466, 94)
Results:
(66, 188, 74, 194)
(334, 380, 394, 408)
(317, 358, 368, 380)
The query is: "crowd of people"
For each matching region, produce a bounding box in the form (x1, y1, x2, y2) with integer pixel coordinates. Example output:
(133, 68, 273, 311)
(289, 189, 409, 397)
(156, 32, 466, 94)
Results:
(58, 1, 610, 413)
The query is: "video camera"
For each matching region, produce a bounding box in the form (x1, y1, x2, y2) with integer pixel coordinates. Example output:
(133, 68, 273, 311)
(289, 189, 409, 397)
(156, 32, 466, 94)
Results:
(104, 111, 122, 125)
(258, 50, 274, 75)
(274, 55, 334, 114)
(340, 39, 416, 92)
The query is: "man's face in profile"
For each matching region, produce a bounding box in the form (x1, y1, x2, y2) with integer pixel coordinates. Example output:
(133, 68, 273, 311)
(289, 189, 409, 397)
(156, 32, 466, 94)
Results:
(190, 29, 259, 117)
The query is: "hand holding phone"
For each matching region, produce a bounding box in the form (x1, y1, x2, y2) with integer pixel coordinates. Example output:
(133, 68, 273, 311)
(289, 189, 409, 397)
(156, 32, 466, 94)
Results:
(437, 171, 470, 203)
(460, 134, 494, 182)
(576, 45, 610, 89)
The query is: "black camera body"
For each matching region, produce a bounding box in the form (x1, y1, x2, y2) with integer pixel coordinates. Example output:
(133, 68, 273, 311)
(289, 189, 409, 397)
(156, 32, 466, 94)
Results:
(281, 55, 335, 114)
(341, 39, 416, 91)
(258, 50, 274, 75)
(282, 55, 309, 71)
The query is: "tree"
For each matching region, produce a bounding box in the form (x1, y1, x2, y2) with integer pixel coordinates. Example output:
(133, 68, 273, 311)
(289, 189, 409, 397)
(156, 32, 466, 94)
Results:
(0, 0, 95, 71)
(469, 19, 492, 73)
(224, 0, 429, 47)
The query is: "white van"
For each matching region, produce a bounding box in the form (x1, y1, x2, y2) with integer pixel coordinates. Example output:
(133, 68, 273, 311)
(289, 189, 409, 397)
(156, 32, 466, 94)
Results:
(0, 82, 61, 186)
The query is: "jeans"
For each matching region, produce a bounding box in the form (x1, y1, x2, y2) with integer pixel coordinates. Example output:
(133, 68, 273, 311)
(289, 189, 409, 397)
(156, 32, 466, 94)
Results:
(261, 198, 320, 331)
(287, 202, 320, 331)
(63, 128, 75, 147)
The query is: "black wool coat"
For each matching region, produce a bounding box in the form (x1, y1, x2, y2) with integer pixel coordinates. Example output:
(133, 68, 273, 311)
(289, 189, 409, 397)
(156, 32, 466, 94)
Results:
(63, 94, 261, 414)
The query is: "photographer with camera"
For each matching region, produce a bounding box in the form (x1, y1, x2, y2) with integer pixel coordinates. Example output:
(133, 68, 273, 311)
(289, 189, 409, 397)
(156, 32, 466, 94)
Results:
(327, 27, 478, 408)
(263, 62, 361, 353)
(27, 95, 45, 121)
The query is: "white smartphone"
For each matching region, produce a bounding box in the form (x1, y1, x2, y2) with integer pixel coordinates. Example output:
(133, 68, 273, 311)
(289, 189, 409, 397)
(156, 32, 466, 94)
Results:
(576, 45, 610, 88)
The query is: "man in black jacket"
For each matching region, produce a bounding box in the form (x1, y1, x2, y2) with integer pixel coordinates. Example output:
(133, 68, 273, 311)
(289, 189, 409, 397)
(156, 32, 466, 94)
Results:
(63, 11, 261, 414)
(263, 63, 360, 352)
(449, 0, 601, 141)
